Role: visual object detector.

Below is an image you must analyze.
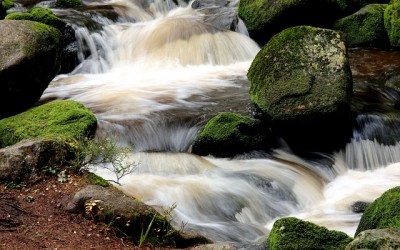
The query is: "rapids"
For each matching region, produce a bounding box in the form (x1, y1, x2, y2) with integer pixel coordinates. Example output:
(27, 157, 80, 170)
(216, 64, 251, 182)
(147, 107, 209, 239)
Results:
(39, 0, 400, 247)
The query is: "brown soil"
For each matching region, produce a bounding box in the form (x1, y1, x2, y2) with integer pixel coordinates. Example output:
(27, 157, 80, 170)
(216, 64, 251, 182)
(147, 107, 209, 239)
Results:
(0, 172, 170, 250)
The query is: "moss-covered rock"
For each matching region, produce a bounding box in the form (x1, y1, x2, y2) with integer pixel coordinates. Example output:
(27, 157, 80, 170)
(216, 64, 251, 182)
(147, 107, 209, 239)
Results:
(0, 20, 62, 118)
(238, 0, 345, 45)
(384, 0, 400, 47)
(333, 4, 389, 47)
(269, 217, 352, 250)
(66, 185, 211, 248)
(0, 100, 97, 148)
(0, 138, 74, 182)
(85, 172, 109, 187)
(5, 7, 65, 31)
(2, 0, 13, 9)
(346, 228, 400, 250)
(191, 112, 270, 157)
(248, 26, 353, 152)
(355, 186, 400, 236)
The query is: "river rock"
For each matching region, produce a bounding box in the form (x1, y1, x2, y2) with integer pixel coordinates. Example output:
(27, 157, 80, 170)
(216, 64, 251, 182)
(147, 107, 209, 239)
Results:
(384, 0, 400, 47)
(333, 4, 389, 48)
(351, 201, 370, 213)
(356, 186, 400, 236)
(187, 243, 237, 249)
(0, 100, 97, 148)
(0, 20, 62, 118)
(66, 185, 211, 248)
(191, 112, 271, 158)
(346, 228, 400, 250)
(248, 26, 353, 152)
(0, 139, 73, 182)
(238, 0, 345, 45)
(268, 217, 352, 250)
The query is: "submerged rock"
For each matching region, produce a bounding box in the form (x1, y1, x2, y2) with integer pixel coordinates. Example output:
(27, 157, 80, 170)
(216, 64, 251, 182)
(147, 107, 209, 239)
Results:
(0, 20, 62, 118)
(248, 26, 353, 152)
(66, 185, 211, 248)
(333, 4, 389, 47)
(351, 201, 370, 213)
(192, 112, 271, 157)
(268, 217, 352, 250)
(356, 186, 400, 236)
(0, 100, 97, 148)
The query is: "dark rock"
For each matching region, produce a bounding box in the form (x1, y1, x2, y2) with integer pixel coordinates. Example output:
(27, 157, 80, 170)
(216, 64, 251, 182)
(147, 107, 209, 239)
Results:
(0, 139, 73, 182)
(0, 20, 62, 118)
(351, 201, 370, 213)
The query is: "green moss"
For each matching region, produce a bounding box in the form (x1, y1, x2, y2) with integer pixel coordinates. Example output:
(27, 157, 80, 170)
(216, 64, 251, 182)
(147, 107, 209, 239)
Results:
(333, 4, 388, 47)
(355, 186, 400, 236)
(85, 173, 109, 187)
(5, 7, 65, 31)
(248, 26, 351, 121)
(0, 100, 97, 147)
(2, 0, 14, 9)
(384, 0, 400, 47)
(238, 0, 270, 32)
(269, 217, 353, 250)
(192, 112, 268, 157)
(55, 0, 82, 8)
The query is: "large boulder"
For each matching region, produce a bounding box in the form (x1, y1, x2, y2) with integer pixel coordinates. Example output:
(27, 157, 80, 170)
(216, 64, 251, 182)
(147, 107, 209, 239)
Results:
(0, 20, 62, 118)
(384, 0, 400, 47)
(268, 217, 352, 250)
(238, 0, 345, 45)
(0, 139, 73, 182)
(0, 100, 97, 148)
(333, 4, 389, 47)
(355, 186, 400, 236)
(191, 112, 271, 157)
(346, 228, 400, 249)
(248, 26, 353, 152)
(66, 185, 211, 248)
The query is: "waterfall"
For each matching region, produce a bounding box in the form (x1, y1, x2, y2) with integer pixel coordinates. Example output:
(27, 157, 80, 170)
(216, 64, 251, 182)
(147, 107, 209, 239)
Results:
(40, 0, 400, 246)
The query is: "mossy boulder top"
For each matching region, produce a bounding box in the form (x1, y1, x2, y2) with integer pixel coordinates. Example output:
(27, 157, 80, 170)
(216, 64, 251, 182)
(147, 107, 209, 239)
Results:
(355, 186, 400, 236)
(5, 7, 66, 31)
(269, 217, 352, 250)
(191, 112, 270, 157)
(0, 100, 97, 148)
(238, 0, 346, 45)
(384, 0, 400, 47)
(333, 4, 388, 47)
(0, 20, 62, 118)
(248, 26, 352, 123)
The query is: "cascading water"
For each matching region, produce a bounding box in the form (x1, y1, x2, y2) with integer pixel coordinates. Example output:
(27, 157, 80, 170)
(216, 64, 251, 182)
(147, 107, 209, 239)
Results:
(40, 0, 400, 247)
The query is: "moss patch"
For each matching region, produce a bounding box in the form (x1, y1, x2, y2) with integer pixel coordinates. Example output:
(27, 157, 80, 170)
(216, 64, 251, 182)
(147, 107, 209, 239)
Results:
(6, 7, 65, 31)
(2, 0, 14, 9)
(384, 0, 400, 47)
(85, 173, 109, 187)
(0, 100, 97, 148)
(333, 4, 388, 47)
(269, 217, 352, 250)
(355, 186, 400, 236)
(192, 112, 269, 157)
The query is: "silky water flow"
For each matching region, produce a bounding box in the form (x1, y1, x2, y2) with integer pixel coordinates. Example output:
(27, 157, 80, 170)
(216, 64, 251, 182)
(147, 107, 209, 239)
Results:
(40, 0, 400, 246)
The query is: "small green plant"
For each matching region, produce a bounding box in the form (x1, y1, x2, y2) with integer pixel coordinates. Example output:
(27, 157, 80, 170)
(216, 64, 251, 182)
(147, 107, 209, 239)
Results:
(139, 214, 156, 247)
(68, 137, 137, 185)
(41, 165, 60, 176)
(3, 181, 26, 189)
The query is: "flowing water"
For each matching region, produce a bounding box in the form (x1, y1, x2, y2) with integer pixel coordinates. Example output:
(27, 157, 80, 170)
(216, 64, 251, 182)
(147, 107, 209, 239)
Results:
(38, 0, 400, 247)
